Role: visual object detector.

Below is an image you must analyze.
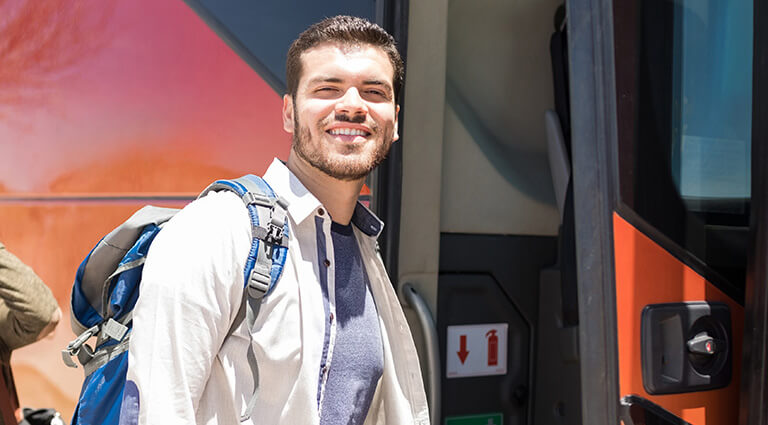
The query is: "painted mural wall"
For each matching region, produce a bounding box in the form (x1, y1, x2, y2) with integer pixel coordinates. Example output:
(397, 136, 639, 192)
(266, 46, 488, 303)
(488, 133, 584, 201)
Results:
(0, 0, 289, 418)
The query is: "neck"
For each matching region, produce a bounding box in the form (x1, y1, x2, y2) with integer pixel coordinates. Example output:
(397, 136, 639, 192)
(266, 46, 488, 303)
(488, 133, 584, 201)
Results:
(286, 149, 364, 225)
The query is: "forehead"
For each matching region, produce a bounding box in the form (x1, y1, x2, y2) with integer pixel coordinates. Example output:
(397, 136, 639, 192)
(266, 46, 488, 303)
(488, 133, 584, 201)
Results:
(298, 42, 394, 86)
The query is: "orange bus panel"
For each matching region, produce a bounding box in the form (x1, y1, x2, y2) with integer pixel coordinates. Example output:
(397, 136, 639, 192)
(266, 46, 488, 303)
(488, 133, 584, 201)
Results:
(614, 212, 743, 425)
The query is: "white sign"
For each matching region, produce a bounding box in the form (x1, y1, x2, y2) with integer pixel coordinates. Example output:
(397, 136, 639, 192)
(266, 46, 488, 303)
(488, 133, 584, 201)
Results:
(446, 323, 508, 378)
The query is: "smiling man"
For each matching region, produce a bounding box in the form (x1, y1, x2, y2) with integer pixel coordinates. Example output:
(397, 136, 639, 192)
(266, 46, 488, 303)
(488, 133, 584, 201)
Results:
(123, 16, 429, 425)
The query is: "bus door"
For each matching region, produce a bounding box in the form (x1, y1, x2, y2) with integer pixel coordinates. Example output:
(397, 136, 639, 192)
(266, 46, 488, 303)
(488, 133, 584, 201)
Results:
(395, 1, 583, 425)
(568, 0, 767, 424)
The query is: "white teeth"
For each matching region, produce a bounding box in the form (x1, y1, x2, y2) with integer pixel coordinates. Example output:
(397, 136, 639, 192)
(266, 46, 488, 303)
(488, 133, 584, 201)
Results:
(329, 128, 367, 136)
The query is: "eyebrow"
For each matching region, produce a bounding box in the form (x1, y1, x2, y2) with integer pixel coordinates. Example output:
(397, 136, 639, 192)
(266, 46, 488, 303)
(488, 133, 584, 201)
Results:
(307, 76, 343, 86)
(362, 79, 388, 86)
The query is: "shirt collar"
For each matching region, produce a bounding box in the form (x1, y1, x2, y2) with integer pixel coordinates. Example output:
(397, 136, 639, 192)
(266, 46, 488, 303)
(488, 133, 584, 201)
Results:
(263, 158, 322, 225)
(263, 158, 384, 238)
(351, 202, 384, 238)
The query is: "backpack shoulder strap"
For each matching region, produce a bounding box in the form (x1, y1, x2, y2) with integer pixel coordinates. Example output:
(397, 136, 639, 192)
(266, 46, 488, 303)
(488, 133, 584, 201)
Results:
(200, 175, 290, 421)
(199, 175, 290, 298)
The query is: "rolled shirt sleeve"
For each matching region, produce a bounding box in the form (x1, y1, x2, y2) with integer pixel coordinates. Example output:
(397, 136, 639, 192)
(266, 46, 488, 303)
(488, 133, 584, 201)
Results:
(0, 242, 59, 358)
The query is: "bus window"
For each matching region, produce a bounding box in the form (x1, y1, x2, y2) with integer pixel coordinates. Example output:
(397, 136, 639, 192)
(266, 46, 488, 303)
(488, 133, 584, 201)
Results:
(671, 1, 753, 213)
(614, 0, 754, 295)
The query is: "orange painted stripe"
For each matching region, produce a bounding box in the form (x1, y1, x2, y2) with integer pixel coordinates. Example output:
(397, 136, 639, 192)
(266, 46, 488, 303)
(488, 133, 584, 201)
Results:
(0, 193, 198, 199)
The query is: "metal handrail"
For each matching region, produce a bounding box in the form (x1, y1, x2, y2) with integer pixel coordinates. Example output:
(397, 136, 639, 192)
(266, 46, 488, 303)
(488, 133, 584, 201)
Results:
(401, 283, 440, 425)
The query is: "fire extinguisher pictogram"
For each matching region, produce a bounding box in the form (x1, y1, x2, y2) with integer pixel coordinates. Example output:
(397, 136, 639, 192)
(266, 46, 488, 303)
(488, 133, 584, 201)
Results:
(486, 329, 498, 366)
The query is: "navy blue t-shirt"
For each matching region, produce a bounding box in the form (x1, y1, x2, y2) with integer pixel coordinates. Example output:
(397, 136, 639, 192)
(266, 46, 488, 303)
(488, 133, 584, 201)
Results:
(319, 221, 383, 425)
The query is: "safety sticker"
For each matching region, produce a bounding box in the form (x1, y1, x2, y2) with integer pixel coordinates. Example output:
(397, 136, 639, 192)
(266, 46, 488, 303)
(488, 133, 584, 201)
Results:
(446, 323, 508, 378)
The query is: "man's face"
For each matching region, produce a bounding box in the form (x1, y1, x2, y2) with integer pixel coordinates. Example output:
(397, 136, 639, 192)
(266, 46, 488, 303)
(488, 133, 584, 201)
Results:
(283, 42, 399, 181)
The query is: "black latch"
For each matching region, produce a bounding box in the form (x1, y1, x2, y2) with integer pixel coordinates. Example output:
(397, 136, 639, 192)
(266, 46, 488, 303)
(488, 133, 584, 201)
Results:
(641, 302, 732, 394)
(686, 332, 723, 356)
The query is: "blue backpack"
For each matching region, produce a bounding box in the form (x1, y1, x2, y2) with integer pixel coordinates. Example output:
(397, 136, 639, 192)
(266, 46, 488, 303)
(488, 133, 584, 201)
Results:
(62, 175, 290, 425)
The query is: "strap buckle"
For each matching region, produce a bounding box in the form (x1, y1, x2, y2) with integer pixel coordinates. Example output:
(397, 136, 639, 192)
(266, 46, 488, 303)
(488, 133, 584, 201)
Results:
(62, 324, 99, 368)
(265, 223, 283, 244)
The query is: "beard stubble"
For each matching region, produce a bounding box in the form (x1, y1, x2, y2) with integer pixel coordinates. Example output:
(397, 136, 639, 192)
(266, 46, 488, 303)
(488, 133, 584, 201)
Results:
(292, 107, 394, 181)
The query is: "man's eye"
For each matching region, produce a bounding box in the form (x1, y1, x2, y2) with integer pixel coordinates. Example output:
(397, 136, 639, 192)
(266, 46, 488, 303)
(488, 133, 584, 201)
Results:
(365, 89, 388, 99)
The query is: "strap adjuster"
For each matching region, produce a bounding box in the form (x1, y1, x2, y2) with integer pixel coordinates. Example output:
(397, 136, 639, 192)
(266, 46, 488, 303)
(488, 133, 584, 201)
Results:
(248, 268, 270, 299)
(242, 192, 273, 207)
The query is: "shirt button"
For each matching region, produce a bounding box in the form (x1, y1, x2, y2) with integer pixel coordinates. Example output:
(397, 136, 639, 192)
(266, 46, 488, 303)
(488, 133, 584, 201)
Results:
(318, 208, 325, 216)
(324, 259, 330, 267)
(329, 312, 334, 322)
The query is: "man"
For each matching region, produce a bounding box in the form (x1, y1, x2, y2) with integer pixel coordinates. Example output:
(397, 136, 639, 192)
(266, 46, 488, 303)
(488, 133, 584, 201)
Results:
(123, 16, 429, 425)
(0, 242, 61, 425)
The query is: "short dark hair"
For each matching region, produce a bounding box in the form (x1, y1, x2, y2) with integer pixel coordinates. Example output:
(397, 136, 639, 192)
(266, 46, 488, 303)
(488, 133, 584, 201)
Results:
(286, 15, 404, 103)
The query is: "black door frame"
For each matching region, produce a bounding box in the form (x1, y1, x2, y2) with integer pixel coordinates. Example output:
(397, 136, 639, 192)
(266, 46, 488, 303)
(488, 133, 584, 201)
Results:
(371, 0, 409, 279)
(740, 0, 768, 422)
(567, 0, 621, 424)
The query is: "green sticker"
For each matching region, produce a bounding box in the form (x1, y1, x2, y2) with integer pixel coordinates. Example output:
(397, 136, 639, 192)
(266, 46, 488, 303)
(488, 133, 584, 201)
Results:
(445, 413, 503, 425)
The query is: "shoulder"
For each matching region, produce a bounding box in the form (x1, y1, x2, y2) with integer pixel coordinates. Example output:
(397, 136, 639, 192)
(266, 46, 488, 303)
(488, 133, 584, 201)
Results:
(144, 191, 252, 280)
(176, 190, 246, 225)
(167, 190, 249, 242)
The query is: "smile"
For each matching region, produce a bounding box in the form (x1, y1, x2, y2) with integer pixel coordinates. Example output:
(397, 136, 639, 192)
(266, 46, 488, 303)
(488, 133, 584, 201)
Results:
(327, 128, 371, 137)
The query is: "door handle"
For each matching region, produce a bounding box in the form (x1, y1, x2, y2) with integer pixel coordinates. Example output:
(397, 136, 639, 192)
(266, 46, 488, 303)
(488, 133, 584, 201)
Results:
(641, 302, 732, 394)
(401, 283, 441, 425)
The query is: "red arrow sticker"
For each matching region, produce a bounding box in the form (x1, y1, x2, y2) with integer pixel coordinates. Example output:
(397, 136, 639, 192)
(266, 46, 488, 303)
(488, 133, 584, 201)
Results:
(457, 334, 470, 364)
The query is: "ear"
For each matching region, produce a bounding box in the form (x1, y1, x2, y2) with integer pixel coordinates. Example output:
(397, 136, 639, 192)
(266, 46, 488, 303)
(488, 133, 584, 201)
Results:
(392, 104, 400, 142)
(282, 95, 294, 134)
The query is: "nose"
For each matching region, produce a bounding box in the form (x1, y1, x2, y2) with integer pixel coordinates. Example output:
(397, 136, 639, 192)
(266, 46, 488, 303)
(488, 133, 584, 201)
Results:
(335, 87, 368, 116)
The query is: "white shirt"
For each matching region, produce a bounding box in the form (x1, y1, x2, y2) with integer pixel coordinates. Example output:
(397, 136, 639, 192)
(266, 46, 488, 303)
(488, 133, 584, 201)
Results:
(124, 159, 429, 425)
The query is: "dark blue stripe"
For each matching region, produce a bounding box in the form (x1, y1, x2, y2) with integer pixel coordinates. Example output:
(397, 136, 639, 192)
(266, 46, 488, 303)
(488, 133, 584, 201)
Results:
(314, 216, 331, 408)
